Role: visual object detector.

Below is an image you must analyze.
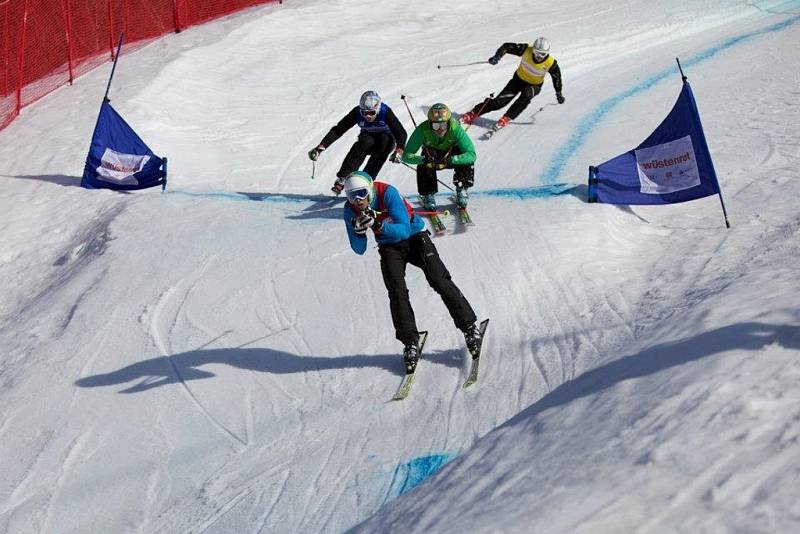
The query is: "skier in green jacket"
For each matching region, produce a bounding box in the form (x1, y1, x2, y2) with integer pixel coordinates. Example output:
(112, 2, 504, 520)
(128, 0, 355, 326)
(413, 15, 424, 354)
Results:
(401, 103, 476, 209)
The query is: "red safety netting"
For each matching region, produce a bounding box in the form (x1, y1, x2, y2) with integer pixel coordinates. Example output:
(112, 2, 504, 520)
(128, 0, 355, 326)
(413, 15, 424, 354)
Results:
(0, 0, 281, 131)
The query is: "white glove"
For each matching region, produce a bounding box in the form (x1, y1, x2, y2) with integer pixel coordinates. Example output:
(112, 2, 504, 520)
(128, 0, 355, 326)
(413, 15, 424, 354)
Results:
(352, 211, 380, 235)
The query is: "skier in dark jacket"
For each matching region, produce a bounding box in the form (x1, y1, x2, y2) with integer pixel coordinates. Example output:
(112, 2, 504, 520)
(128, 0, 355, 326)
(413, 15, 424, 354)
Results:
(342, 170, 482, 373)
(460, 37, 565, 132)
(308, 91, 407, 195)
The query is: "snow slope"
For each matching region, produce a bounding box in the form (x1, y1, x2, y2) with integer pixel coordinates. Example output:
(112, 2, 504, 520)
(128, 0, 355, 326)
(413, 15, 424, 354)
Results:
(1, 1, 798, 533)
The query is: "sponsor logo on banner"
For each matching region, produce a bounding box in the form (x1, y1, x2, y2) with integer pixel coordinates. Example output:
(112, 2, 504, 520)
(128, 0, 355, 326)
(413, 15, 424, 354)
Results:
(635, 135, 701, 194)
(96, 148, 150, 185)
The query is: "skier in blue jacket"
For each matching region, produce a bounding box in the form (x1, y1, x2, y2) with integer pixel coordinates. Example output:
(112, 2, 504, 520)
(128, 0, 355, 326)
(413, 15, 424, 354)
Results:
(342, 171, 482, 373)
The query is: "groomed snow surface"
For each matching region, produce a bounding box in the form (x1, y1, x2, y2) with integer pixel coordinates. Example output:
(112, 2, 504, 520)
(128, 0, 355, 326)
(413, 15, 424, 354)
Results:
(1, 1, 799, 532)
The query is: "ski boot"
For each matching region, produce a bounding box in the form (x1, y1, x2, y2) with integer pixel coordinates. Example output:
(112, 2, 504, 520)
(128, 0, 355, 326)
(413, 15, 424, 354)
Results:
(455, 186, 469, 209)
(403, 342, 420, 374)
(492, 115, 511, 132)
(460, 111, 477, 125)
(463, 323, 483, 355)
(420, 193, 437, 211)
(331, 177, 345, 195)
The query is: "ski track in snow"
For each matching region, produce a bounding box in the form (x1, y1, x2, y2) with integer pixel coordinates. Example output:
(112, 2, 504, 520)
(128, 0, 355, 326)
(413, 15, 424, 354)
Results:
(39, 432, 92, 534)
(0, 203, 122, 334)
(149, 256, 249, 449)
(0, 429, 55, 519)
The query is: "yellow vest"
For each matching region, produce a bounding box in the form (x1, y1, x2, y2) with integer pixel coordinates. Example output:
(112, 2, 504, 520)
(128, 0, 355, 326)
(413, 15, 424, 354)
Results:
(515, 46, 555, 85)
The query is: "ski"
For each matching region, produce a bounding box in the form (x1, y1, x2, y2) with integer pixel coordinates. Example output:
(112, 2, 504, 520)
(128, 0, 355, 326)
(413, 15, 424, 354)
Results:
(449, 195, 474, 226)
(428, 214, 448, 234)
(392, 331, 429, 401)
(418, 210, 450, 234)
(463, 319, 489, 388)
(417, 198, 448, 235)
(481, 123, 508, 140)
(464, 357, 481, 388)
(457, 207, 473, 225)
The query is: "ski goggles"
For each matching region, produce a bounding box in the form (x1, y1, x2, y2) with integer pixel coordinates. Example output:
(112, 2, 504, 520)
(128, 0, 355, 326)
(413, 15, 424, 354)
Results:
(533, 51, 548, 61)
(347, 188, 370, 202)
(361, 109, 378, 117)
(431, 121, 448, 132)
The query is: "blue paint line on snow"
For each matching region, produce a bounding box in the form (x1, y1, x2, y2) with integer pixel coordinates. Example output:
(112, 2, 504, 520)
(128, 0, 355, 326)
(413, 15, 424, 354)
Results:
(168, 184, 577, 205)
(386, 453, 455, 498)
(683, 12, 800, 68)
(539, 12, 800, 186)
(165, 190, 313, 204)
(165, 185, 576, 205)
(479, 183, 577, 200)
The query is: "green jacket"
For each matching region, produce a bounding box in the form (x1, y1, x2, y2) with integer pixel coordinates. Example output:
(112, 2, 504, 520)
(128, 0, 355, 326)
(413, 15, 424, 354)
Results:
(402, 119, 476, 166)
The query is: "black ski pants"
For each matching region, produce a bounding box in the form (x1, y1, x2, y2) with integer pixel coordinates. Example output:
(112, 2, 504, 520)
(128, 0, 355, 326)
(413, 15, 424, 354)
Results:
(379, 231, 476, 346)
(336, 131, 395, 179)
(469, 73, 542, 120)
(416, 146, 475, 196)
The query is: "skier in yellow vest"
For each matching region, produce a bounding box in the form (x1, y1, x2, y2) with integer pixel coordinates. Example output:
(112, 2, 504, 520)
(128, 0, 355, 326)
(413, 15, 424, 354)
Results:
(460, 37, 564, 133)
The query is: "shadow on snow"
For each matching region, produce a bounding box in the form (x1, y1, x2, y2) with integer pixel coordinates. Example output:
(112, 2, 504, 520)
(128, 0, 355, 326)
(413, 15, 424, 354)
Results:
(3, 174, 84, 187)
(75, 346, 464, 393)
(517, 322, 800, 425)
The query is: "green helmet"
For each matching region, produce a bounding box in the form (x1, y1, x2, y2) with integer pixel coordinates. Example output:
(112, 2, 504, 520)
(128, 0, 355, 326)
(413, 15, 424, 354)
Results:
(427, 103, 452, 123)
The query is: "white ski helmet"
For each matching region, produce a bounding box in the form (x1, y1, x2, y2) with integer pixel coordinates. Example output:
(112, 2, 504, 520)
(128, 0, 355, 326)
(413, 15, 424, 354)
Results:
(343, 171, 375, 203)
(532, 37, 550, 59)
(359, 90, 381, 114)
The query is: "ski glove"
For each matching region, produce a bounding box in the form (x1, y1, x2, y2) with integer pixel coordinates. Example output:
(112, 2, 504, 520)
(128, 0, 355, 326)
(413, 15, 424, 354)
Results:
(556, 92, 565, 104)
(389, 147, 404, 163)
(488, 55, 501, 65)
(352, 216, 369, 236)
(423, 154, 450, 170)
(352, 210, 381, 235)
(308, 145, 325, 161)
(422, 154, 450, 171)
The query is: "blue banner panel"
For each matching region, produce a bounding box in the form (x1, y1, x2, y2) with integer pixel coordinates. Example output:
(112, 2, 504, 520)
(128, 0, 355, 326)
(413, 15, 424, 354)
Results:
(589, 81, 720, 205)
(82, 101, 166, 190)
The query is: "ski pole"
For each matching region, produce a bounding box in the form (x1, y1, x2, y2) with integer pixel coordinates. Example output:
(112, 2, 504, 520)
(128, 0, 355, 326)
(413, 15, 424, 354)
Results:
(439, 92, 494, 167)
(436, 179, 455, 193)
(463, 92, 494, 133)
(310, 160, 316, 180)
(400, 160, 416, 172)
(530, 102, 557, 119)
(398, 159, 455, 193)
(437, 61, 489, 69)
(373, 208, 450, 217)
(416, 209, 451, 217)
(400, 94, 418, 128)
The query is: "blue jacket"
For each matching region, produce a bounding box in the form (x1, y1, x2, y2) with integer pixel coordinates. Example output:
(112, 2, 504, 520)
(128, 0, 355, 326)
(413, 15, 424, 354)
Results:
(343, 183, 425, 255)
